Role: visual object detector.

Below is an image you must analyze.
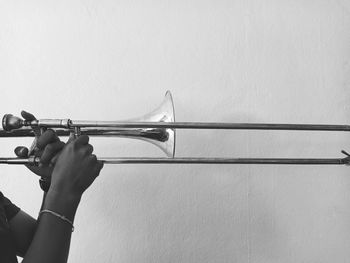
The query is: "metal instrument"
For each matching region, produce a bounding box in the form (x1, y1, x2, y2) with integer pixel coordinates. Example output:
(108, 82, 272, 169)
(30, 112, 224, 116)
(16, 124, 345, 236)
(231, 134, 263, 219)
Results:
(1, 91, 350, 166)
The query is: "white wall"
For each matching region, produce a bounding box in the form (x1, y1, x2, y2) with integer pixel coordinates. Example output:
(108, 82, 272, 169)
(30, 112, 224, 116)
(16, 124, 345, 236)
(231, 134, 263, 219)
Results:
(1, 1, 350, 262)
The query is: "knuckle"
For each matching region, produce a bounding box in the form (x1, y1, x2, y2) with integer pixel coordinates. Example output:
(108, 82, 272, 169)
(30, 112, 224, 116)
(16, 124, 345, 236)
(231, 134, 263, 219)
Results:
(88, 144, 94, 152)
(79, 135, 89, 144)
(45, 129, 55, 136)
(90, 154, 97, 162)
(82, 144, 93, 155)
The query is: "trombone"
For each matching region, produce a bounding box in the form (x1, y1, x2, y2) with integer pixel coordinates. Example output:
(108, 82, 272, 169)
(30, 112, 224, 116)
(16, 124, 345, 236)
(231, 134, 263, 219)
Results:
(1, 91, 350, 166)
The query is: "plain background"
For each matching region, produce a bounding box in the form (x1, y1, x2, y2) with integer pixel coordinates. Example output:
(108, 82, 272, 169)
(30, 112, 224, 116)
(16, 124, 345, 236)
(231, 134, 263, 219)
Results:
(1, 0, 350, 262)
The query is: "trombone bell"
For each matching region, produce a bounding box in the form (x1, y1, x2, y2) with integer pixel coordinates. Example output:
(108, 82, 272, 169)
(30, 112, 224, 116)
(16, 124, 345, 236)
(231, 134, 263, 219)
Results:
(126, 91, 175, 158)
(1, 91, 176, 158)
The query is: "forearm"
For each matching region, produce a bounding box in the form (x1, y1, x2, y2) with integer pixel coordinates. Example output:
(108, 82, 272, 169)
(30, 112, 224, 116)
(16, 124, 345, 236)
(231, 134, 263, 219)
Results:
(22, 191, 81, 263)
(9, 192, 47, 257)
(15, 192, 48, 257)
(39, 191, 47, 212)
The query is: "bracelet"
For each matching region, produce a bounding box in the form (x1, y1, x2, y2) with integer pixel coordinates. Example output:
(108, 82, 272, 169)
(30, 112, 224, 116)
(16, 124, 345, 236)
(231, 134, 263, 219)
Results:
(39, 209, 74, 232)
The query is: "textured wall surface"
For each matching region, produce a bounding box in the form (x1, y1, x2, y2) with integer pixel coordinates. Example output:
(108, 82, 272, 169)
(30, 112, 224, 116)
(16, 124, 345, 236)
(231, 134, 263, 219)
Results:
(1, 1, 350, 262)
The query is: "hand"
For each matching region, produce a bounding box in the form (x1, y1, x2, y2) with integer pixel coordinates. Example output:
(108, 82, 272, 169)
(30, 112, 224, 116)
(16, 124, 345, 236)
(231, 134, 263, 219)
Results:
(48, 135, 104, 198)
(14, 111, 65, 178)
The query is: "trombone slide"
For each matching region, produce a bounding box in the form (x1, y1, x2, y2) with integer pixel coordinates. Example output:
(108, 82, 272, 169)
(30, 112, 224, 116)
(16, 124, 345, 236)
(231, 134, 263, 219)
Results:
(0, 157, 349, 165)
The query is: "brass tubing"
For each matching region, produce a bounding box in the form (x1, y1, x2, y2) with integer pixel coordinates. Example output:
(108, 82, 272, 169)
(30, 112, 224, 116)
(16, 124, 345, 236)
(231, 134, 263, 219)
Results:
(101, 157, 348, 165)
(69, 121, 350, 131)
(0, 157, 348, 165)
(4, 119, 350, 132)
(0, 127, 164, 138)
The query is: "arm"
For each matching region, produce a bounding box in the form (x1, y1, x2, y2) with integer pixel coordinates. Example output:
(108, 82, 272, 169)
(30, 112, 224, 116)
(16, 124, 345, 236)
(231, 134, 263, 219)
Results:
(21, 191, 80, 263)
(9, 192, 79, 262)
(9, 192, 48, 257)
(21, 135, 103, 263)
(19, 135, 101, 263)
(9, 208, 37, 257)
(8, 111, 103, 263)
(9, 119, 65, 257)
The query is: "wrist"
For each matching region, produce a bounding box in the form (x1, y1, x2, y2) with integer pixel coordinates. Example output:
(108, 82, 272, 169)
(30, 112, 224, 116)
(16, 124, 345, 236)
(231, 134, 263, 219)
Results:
(43, 189, 81, 222)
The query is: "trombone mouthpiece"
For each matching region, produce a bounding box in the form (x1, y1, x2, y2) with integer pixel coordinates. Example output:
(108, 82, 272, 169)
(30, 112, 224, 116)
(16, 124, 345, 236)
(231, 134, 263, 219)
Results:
(2, 114, 24, 131)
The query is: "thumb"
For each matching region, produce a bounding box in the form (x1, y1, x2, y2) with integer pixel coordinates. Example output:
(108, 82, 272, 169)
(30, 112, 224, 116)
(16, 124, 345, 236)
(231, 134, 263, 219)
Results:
(21, 110, 37, 121)
(14, 146, 29, 157)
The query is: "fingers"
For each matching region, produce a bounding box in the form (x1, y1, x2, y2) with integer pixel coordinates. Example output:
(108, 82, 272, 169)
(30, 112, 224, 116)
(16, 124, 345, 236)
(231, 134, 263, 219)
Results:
(87, 155, 104, 180)
(36, 129, 60, 149)
(21, 110, 36, 121)
(40, 141, 65, 165)
(84, 144, 94, 156)
(96, 160, 104, 172)
(90, 156, 104, 174)
(74, 135, 89, 146)
(14, 146, 29, 157)
(50, 154, 60, 166)
(67, 134, 89, 145)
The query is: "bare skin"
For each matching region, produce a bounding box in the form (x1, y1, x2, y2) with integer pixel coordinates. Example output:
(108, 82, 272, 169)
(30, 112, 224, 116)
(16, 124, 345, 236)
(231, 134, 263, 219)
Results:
(8, 111, 103, 263)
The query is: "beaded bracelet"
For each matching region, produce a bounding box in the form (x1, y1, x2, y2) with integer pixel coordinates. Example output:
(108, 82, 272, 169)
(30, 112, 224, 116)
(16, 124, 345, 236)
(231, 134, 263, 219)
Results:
(40, 209, 75, 232)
